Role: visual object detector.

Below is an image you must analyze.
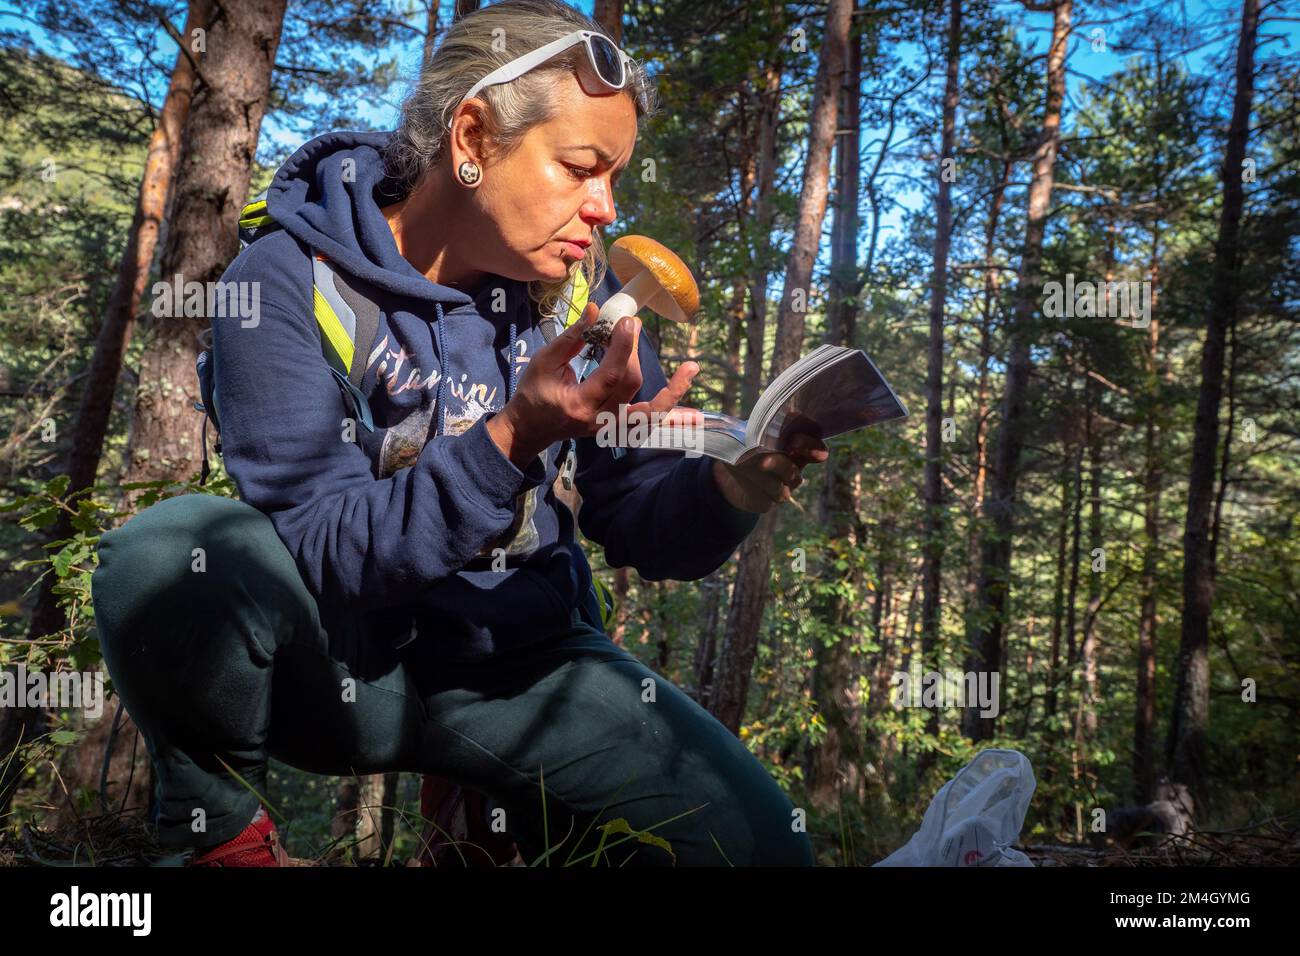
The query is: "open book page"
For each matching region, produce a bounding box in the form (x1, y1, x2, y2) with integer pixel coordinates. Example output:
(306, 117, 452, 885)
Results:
(753, 349, 908, 453)
(690, 411, 750, 462)
(637, 409, 750, 464)
(745, 345, 843, 446)
(618, 346, 907, 465)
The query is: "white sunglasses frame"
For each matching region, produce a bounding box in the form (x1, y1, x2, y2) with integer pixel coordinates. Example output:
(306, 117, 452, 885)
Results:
(446, 29, 635, 130)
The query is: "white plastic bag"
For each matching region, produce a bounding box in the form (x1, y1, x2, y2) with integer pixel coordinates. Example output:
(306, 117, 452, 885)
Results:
(874, 748, 1036, 867)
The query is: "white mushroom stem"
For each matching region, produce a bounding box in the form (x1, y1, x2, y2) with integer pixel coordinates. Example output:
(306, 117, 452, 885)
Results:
(597, 268, 658, 325)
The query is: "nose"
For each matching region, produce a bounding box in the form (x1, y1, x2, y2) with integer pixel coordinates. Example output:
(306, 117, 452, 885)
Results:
(580, 175, 617, 228)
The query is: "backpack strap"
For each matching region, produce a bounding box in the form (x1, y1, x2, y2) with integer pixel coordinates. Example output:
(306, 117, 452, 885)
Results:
(559, 266, 590, 329)
(313, 255, 381, 394)
(541, 267, 591, 341)
(311, 252, 377, 433)
(541, 267, 594, 380)
(238, 191, 276, 247)
(219, 196, 381, 448)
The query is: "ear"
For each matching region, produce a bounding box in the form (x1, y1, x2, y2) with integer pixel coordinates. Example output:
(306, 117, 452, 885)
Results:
(449, 99, 491, 169)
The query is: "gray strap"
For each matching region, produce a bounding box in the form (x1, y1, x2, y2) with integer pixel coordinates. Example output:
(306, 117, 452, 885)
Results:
(329, 268, 382, 391)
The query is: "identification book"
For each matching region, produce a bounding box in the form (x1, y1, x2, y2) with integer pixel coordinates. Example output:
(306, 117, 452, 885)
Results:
(619, 344, 909, 465)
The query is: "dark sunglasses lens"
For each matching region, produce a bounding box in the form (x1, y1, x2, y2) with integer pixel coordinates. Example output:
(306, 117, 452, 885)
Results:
(589, 35, 624, 86)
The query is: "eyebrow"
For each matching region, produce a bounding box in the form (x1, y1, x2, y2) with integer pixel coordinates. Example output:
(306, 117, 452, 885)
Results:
(564, 143, 625, 168)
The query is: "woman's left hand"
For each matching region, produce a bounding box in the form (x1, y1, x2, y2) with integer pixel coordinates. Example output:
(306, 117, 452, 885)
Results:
(710, 432, 830, 514)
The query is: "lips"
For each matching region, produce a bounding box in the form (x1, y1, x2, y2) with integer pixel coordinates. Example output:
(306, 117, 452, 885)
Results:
(559, 239, 589, 257)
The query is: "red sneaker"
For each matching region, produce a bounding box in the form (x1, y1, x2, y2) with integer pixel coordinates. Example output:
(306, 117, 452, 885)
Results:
(186, 806, 302, 867)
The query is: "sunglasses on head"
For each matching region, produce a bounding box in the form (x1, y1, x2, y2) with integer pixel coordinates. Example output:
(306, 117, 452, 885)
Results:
(447, 29, 636, 130)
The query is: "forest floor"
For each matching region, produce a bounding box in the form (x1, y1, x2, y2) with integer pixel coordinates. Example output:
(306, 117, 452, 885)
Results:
(1023, 826, 1300, 866)
(3, 807, 1298, 867)
(0, 808, 435, 867)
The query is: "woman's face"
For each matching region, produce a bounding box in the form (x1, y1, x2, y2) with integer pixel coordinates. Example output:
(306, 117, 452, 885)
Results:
(463, 73, 638, 284)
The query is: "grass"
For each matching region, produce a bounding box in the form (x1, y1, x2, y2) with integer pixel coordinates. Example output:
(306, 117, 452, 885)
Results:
(1, 733, 716, 866)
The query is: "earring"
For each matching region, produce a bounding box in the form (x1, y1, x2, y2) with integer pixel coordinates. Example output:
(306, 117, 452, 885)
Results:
(457, 160, 481, 186)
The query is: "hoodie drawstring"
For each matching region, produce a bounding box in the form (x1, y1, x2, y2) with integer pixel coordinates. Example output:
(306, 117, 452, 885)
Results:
(508, 321, 518, 401)
(433, 302, 448, 437)
(431, 306, 519, 440)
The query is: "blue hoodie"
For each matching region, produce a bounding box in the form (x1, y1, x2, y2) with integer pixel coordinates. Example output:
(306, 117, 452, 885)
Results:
(210, 130, 760, 662)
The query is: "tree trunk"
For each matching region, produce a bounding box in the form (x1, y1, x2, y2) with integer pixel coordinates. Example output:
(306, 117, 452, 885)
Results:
(1210, 316, 1239, 571)
(1064, 387, 1085, 668)
(44, 701, 154, 833)
(1082, 433, 1102, 722)
(1019, 575, 1038, 740)
(1079, 216, 1115, 742)
(806, 15, 863, 810)
(742, 60, 784, 414)
(122, 0, 289, 497)
(723, 281, 747, 416)
(1072, 390, 1103, 834)
(355, 771, 398, 862)
(72, 0, 211, 506)
(421, 1, 441, 70)
(331, 779, 360, 854)
(0, 0, 211, 825)
(1166, 0, 1257, 807)
(696, 121, 757, 703)
(593, 0, 623, 43)
(655, 580, 671, 670)
(918, 0, 961, 777)
(868, 539, 896, 718)
(712, 0, 855, 735)
(964, 0, 1071, 740)
(694, 571, 724, 705)
(1134, 223, 1164, 803)
(1046, 438, 1071, 724)
(964, 158, 1010, 622)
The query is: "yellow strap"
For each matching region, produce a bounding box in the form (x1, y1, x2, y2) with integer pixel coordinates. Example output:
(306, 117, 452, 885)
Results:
(592, 576, 616, 631)
(563, 268, 591, 328)
(239, 198, 270, 228)
(313, 285, 354, 372)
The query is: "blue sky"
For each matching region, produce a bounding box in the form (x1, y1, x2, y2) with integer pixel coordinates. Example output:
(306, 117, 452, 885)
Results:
(4, 0, 1294, 262)
(339, 0, 599, 137)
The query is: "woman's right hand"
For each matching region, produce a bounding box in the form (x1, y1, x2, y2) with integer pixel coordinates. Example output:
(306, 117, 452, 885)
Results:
(484, 301, 652, 469)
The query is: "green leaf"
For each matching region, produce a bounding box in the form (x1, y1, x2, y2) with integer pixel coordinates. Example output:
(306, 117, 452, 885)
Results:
(597, 817, 675, 862)
(52, 542, 90, 578)
(19, 505, 58, 531)
(70, 499, 106, 533)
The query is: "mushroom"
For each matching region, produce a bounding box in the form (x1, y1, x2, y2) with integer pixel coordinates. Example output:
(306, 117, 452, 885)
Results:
(584, 235, 700, 346)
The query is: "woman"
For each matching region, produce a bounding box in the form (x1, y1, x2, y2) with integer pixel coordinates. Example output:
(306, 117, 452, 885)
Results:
(92, 0, 825, 867)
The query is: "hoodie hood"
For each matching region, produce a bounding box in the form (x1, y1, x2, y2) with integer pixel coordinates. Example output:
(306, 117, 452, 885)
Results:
(263, 130, 540, 441)
(265, 129, 516, 310)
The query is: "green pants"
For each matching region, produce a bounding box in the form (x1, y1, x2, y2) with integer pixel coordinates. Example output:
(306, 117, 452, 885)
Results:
(90, 493, 813, 866)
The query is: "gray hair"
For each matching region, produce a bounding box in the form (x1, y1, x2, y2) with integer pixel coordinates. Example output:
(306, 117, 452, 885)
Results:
(385, 0, 658, 318)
